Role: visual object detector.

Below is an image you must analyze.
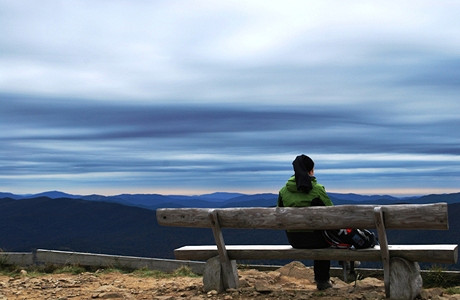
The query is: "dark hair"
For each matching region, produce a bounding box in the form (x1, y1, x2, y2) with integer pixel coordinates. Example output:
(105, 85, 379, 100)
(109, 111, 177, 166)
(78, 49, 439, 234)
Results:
(292, 154, 314, 192)
(293, 154, 314, 172)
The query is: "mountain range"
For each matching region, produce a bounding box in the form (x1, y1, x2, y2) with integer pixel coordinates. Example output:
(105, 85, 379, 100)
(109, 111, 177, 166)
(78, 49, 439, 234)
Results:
(0, 191, 459, 270)
(2, 190, 460, 210)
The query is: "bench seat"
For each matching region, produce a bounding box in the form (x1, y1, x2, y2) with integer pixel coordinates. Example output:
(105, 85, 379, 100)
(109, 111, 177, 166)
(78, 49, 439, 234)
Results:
(157, 203, 458, 298)
(175, 244, 458, 264)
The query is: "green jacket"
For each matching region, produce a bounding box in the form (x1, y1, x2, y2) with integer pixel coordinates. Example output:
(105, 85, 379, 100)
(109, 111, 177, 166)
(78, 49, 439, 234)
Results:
(277, 175, 333, 207)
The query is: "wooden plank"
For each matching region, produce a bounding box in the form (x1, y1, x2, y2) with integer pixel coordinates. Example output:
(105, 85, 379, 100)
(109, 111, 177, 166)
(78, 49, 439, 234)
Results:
(174, 244, 458, 264)
(374, 207, 390, 297)
(208, 210, 239, 289)
(157, 203, 448, 230)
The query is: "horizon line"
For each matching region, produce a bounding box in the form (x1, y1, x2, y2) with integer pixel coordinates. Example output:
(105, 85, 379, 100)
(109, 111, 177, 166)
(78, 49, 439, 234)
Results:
(1, 188, 459, 198)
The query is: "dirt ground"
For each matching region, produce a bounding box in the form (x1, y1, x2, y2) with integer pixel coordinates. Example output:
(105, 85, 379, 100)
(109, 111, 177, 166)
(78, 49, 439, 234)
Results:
(0, 262, 458, 300)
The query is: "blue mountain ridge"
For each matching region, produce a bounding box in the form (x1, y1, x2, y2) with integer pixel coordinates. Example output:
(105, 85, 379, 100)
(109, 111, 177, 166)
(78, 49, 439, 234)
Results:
(2, 191, 460, 209)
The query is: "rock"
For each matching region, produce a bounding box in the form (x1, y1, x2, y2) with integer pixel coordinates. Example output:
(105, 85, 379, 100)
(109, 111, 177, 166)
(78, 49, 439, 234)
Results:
(96, 292, 124, 299)
(419, 287, 444, 299)
(254, 280, 273, 293)
(362, 291, 383, 300)
(267, 271, 282, 283)
(353, 277, 385, 290)
(276, 261, 314, 279)
(329, 277, 347, 289)
(0, 264, 458, 299)
(203, 257, 224, 292)
(237, 278, 251, 288)
(390, 257, 422, 300)
(154, 296, 176, 300)
(202, 256, 238, 292)
(94, 285, 117, 293)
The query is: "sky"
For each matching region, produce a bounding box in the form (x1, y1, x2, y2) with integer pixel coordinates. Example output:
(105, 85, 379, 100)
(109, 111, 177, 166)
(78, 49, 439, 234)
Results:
(1, 1, 460, 197)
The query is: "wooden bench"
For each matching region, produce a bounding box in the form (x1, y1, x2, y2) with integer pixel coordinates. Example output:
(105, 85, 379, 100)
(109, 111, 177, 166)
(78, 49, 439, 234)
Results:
(156, 203, 458, 299)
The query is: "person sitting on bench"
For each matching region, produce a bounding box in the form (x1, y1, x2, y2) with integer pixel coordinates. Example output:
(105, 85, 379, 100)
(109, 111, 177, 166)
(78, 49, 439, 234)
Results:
(277, 154, 334, 290)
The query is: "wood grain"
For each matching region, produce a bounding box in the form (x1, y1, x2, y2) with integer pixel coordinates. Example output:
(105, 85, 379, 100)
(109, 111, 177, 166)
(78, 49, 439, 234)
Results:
(157, 203, 448, 230)
(174, 244, 458, 264)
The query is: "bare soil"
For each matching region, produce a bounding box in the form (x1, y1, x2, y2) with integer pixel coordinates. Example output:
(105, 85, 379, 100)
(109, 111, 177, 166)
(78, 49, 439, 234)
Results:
(0, 262, 458, 300)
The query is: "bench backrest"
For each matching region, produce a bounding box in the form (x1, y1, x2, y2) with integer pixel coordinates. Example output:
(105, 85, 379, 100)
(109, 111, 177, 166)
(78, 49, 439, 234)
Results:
(156, 203, 448, 230)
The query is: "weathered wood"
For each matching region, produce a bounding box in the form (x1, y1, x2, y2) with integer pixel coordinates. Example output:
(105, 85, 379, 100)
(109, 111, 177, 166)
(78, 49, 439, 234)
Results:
(374, 207, 390, 298)
(208, 210, 239, 290)
(390, 257, 422, 300)
(203, 256, 224, 292)
(156, 203, 448, 230)
(174, 244, 458, 264)
(159, 202, 456, 296)
(202, 256, 238, 292)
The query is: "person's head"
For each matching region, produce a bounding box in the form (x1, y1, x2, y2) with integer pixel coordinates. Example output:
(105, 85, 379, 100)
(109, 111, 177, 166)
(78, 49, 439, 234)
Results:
(292, 154, 315, 192)
(293, 154, 314, 175)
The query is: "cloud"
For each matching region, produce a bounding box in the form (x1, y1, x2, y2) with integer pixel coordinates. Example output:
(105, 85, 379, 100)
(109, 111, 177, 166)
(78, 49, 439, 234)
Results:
(1, 1, 459, 102)
(1, 1, 460, 195)
(2, 95, 460, 195)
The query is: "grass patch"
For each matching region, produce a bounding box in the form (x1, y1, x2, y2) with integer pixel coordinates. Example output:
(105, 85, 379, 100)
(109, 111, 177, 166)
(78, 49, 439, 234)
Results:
(422, 266, 458, 288)
(133, 266, 198, 278)
(0, 265, 22, 276)
(132, 268, 170, 278)
(0, 249, 7, 267)
(173, 266, 199, 277)
(52, 265, 87, 275)
(94, 268, 125, 275)
(27, 264, 90, 276)
(1, 262, 98, 277)
(1, 260, 198, 279)
(445, 287, 460, 295)
(0, 250, 22, 276)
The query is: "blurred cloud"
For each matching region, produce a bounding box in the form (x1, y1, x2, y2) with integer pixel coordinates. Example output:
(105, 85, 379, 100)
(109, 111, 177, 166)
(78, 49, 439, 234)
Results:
(1, 1, 460, 195)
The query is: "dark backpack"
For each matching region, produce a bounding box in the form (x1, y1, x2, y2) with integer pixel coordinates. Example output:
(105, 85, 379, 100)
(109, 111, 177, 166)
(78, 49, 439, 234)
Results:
(322, 228, 377, 249)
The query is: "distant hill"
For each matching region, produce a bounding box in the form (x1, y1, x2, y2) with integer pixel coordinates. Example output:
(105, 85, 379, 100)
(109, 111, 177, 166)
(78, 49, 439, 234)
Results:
(327, 193, 401, 203)
(4, 190, 460, 209)
(413, 193, 460, 204)
(0, 192, 23, 199)
(183, 192, 246, 201)
(0, 194, 458, 270)
(0, 196, 215, 258)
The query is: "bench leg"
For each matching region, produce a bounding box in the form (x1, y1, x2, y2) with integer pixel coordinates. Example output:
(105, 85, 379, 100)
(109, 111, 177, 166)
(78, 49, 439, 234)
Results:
(203, 256, 239, 292)
(389, 257, 422, 300)
(340, 261, 357, 282)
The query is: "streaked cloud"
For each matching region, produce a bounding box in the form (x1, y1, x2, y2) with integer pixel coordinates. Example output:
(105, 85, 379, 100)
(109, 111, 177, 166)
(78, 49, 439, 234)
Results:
(1, 1, 459, 196)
